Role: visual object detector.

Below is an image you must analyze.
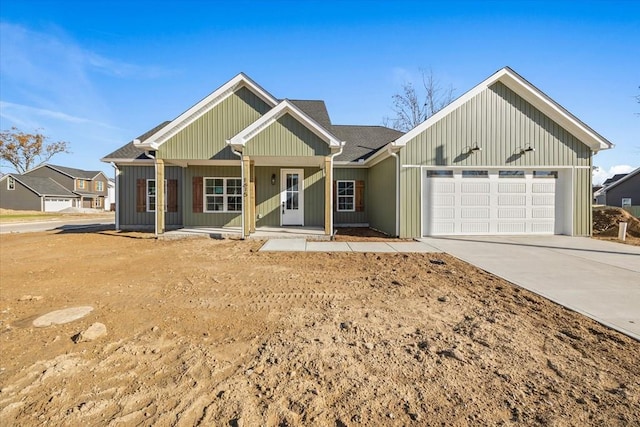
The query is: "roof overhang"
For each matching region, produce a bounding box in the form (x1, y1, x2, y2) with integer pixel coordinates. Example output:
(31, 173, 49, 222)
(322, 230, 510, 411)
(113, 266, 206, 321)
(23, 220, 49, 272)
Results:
(226, 99, 345, 151)
(598, 167, 640, 193)
(392, 67, 613, 153)
(134, 72, 279, 150)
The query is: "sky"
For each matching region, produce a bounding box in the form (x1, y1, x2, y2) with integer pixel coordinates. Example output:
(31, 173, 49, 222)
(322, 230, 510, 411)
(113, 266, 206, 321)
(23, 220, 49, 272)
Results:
(1, 0, 638, 184)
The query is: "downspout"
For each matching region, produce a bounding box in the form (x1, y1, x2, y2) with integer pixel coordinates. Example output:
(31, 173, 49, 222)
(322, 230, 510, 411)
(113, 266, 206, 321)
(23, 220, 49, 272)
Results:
(145, 151, 158, 237)
(111, 162, 120, 231)
(230, 145, 245, 239)
(329, 142, 345, 237)
(387, 145, 400, 237)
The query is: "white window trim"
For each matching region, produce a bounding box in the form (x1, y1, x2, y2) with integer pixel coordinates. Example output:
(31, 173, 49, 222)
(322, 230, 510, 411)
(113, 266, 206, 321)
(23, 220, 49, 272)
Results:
(336, 180, 356, 212)
(95, 181, 104, 191)
(77, 180, 86, 190)
(146, 179, 168, 212)
(7, 177, 15, 190)
(621, 198, 632, 208)
(203, 177, 242, 213)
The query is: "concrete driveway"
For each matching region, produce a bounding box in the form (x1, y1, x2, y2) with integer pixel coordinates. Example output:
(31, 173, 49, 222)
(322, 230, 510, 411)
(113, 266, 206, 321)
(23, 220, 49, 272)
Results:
(419, 236, 640, 340)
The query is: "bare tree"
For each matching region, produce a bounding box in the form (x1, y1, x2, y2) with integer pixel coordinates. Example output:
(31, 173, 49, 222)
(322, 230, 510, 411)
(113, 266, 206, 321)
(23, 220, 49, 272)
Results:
(384, 69, 455, 132)
(0, 127, 70, 173)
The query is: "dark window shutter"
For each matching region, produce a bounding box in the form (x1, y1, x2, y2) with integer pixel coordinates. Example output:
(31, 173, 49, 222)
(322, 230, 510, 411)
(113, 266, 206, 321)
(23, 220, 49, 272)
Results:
(136, 179, 146, 212)
(192, 177, 203, 213)
(333, 181, 337, 211)
(167, 179, 178, 212)
(355, 180, 365, 212)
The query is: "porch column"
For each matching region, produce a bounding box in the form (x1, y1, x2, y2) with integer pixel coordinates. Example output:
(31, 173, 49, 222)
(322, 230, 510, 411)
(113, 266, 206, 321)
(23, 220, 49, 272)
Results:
(250, 160, 256, 233)
(324, 156, 332, 235)
(156, 159, 165, 235)
(242, 156, 251, 238)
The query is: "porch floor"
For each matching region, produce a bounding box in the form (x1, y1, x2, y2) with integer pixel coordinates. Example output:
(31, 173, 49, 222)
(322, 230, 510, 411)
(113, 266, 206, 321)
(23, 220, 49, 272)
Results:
(162, 226, 330, 240)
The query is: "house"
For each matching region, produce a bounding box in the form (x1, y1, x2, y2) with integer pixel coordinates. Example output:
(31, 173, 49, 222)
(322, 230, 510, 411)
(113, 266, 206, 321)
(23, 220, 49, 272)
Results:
(0, 164, 109, 212)
(0, 174, 79, 211)
(102, 67, 612, 238)
(593, 167, 640, 216)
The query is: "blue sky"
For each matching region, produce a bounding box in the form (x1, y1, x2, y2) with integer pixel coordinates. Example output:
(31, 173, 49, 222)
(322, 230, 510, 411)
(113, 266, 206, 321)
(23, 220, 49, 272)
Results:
(1, 0, 638, 184)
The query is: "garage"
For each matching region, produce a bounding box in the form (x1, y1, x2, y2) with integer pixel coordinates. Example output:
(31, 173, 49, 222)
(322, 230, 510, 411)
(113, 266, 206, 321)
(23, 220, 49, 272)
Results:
(422, 169, 570, 236)
(44, 198, 74, 212)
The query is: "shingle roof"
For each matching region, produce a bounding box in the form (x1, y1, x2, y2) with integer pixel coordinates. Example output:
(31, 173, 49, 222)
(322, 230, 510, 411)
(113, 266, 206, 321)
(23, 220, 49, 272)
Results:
(102, 102, 403, 163)
(288, 100, 333, 129)
(102, 121, 171, 160)
(11, 174, 78, 197)
(289, 100, 404, 162)
(46, 164, 103, 179)
(602, 173, 628, 186)
(332, 125, 403, 162)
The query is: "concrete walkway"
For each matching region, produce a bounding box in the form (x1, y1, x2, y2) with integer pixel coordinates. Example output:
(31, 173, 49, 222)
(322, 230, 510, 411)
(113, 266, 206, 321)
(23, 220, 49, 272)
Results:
(259, 239, 443, 253)
(420, 236, 640, 340)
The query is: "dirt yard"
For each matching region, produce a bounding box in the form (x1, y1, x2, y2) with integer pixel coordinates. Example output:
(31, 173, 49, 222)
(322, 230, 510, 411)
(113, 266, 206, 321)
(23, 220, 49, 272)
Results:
(0, 230, 638, 426)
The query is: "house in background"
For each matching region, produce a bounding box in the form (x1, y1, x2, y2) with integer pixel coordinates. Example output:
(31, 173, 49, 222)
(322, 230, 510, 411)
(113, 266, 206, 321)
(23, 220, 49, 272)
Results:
(0, 164, 109, 212)
(593, 167, 640, 216)
(102, 67, 612, 238)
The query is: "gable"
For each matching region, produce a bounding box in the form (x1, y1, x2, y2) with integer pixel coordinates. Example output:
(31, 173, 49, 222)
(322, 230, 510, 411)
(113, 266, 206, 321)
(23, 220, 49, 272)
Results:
(400, 81, 591, 167)
(244, 112, 331, 157)
(158, 86, 272, 160)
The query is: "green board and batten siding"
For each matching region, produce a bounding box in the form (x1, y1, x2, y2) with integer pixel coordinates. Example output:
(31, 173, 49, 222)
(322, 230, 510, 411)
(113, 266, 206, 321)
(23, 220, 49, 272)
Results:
(254, 167, 325, 227)
(334, 168, 368, 226)
(399, 81, 593, 238)
(158, 87, 271, 160)
(368, 157, 397, 236)
(184, 165, 242, 227)
(245, 114, 330, 157)
(118, 165, 183, 228)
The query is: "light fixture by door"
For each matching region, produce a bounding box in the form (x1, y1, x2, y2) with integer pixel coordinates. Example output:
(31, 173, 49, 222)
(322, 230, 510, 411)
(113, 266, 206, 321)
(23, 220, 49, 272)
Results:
(468, 144, 482, 154)
(271, 174, 276, 185)
(520, 145, 535, 154)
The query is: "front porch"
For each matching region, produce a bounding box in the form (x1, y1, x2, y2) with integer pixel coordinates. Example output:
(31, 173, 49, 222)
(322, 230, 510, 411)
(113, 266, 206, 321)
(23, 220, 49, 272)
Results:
(161, 225, 330, 240)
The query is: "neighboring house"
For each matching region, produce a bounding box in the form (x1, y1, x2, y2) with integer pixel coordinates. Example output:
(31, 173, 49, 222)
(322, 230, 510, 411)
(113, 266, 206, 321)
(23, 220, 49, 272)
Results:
(102, 67, 612, 238)
(0, 174, 79, 212)
(593, 167, 640, 215)
(0, 164, 110, 212)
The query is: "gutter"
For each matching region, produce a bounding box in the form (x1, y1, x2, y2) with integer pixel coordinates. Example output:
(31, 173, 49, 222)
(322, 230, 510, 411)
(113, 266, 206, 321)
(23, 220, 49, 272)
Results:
(111, 162, 120, 230)
(387, 145, 401, 237)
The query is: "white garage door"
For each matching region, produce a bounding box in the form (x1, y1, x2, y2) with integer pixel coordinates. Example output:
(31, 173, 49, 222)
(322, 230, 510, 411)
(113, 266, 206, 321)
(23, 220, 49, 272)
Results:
(44, 198, 73, 212)
(423, 170, 558, 236)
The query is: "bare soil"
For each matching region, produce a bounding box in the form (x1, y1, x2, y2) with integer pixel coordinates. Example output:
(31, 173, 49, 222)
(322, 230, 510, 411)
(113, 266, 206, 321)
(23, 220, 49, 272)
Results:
(592, 207, 640, 246)
(0, 230, 638, 426)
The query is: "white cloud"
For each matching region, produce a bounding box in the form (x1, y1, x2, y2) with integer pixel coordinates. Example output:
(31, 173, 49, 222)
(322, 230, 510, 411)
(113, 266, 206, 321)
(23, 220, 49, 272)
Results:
(592, 164, 636, 185)
(0, 101, 118, 128)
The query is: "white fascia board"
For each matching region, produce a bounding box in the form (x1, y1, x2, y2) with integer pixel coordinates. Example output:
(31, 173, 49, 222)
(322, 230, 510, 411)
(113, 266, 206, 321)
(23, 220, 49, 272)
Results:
(392, 67, 613, 152)
(227, 100, 343, 148)
(100, 158, 154, 165)
(9, 175, 43, 197)
(135, 73, 279, 149)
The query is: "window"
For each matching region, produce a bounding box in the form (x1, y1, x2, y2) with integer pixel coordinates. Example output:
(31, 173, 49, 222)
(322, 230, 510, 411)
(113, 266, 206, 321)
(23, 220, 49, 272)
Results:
(146, 179, 168, 212)
(462, 170, 489, 178)
(95, 181, 104, 191)
(622, 198, 632, 208)
(7, 176, 15, 190)
(77, 180, 86, 189)
(427, 170, 453, 177)
(204, 178, 242, 212)
(337, 180, 355, 212)
(94, 198, 102, 208)
(533, 171, 558, 179)
(499, 170, 525, 178)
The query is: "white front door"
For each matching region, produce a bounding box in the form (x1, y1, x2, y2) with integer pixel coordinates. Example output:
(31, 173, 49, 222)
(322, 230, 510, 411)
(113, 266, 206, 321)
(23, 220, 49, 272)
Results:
(281, 169, 304, 225)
